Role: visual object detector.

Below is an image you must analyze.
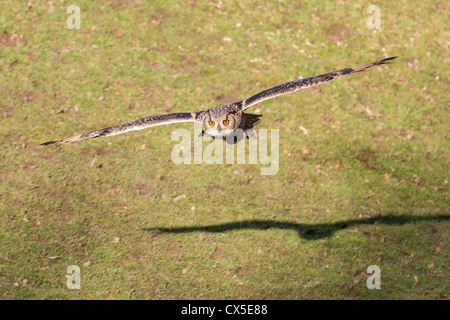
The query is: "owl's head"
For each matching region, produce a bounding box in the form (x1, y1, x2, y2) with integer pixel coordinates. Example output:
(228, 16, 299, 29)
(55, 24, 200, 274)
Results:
(203, 112, 241, 139)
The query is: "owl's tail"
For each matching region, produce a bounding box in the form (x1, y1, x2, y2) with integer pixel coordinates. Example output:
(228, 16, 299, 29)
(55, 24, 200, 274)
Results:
(242, 113, 263, 131)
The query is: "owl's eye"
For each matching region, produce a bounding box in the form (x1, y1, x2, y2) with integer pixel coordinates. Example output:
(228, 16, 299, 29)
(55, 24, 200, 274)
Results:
(208, 120, 215, 126)
(223, 120, 230, 126)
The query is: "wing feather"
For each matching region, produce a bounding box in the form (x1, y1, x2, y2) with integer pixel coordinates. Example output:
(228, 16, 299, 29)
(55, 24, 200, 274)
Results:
(241, 56, 398, 110)
(41, 112, 197, 146)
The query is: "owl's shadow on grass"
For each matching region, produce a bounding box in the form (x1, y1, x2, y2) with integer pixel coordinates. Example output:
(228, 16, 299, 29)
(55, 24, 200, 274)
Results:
(143, 214, 449, 240)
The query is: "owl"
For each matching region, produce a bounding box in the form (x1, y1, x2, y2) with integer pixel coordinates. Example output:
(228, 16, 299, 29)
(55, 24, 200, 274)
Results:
(41, 57, 397, 146)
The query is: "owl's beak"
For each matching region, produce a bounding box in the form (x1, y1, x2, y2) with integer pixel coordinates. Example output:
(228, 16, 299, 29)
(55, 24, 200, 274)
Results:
(205, 128, 221, 139)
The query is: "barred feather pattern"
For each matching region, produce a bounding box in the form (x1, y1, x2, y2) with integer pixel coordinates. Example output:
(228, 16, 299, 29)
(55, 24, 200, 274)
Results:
(41, 112, 196, 145)
(241, 56, 398, 110)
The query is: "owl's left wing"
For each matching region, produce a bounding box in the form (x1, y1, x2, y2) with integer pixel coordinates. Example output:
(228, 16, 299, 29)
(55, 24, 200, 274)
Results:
(240, 56, 398, 111)
(41, 112, 198, 146)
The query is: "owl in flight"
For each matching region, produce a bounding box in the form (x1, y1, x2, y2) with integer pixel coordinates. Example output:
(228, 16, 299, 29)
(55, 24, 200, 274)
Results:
(41, 56, 397, 146)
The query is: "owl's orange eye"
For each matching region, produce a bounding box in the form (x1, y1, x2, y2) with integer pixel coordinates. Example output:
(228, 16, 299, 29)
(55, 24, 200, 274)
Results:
(223, 120, 230, 126)
(208, 120, 215, 126)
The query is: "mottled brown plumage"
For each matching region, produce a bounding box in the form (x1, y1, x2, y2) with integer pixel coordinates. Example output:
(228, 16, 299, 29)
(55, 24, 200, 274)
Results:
(41, 56, 397, 146)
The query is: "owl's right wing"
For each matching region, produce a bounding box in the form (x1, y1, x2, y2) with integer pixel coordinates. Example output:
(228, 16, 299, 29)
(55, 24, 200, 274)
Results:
(41, 112, 199, 146)
(240, 56, 398, 110)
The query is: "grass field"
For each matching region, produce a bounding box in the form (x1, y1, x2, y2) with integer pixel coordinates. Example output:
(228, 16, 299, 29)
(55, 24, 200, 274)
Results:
(1, 0, 448, 299)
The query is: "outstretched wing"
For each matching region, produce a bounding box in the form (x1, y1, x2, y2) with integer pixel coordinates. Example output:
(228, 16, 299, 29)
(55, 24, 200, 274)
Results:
(41, 112, 198, 145)
(241, 56, 398, 110)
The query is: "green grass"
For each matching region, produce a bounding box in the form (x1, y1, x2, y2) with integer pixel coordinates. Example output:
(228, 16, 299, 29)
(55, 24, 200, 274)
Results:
(0, 0, 448, 299)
